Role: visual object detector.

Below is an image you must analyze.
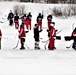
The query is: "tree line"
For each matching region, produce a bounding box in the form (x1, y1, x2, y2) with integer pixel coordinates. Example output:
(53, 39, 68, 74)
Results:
(1, 0, 76, 4)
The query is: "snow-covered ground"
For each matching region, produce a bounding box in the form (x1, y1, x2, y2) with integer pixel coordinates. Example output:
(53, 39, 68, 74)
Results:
(0, 1, 76, 75)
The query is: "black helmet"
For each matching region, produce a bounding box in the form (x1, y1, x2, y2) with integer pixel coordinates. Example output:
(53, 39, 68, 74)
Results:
(35, 24, 38, 26)
(49, 15, 52, 19)
(29, 12, 31, 15)
(39, 13, 41, 16)
(24, 14, 26, 16)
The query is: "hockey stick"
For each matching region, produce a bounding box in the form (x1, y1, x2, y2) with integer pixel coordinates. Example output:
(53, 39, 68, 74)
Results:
(56, 29, 62, 34)
(42, 29, 62, 49)
(0, 21, 3, 23)
(42, 27, 48, 29)
(25, 43, 29, 49)
(42, 29, 62, 43)
(40, 37, 43, 39)
(66, 44, 72, 49)
(0, 13, 7, 20)
(0, 36, 8, 39)
(44, 40, 49, 49)
(2, 37, 8, 39)
(0, 20, 7, 23)
(1, 16, 7, 20)
(13, 40, 19, 49)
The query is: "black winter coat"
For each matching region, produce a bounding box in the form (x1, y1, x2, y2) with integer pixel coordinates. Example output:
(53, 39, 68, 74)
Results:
(34, 26, 42, 41)
(8, 12, 14, 19)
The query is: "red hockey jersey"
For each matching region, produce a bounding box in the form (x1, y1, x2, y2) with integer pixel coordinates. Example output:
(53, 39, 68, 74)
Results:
(19, 26, 26, 38)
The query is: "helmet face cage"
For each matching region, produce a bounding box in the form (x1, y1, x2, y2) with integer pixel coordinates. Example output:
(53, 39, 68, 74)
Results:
(51, 22, 55, 26)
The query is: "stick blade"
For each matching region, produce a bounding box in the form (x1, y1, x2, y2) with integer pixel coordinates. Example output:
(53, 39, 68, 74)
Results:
(13, 47, 17, 49)
(66, 47, 70, 49)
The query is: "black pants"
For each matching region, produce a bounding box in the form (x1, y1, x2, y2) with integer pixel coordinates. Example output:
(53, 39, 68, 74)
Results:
(20, 38, 25, 48)
(72, 42, 76, 50)
(9, 20, 13, 26)
(34, 36, 39, 41)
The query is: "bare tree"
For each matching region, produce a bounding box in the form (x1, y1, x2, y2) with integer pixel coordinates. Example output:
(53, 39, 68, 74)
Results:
(20, 0, 28, 2)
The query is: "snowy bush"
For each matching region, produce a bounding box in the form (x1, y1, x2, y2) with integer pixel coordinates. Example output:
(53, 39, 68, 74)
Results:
(52, 6, 62, 17)
(52, 4, 76, 17)
(70, 4, 76, 15)
(13, 4, 26, 16)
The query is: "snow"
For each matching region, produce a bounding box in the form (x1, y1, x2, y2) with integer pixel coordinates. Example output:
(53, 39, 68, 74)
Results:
(0, 1, 76, 75)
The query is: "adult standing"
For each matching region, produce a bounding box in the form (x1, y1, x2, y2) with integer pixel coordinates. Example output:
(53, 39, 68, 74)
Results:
(34, 24, 42, 49)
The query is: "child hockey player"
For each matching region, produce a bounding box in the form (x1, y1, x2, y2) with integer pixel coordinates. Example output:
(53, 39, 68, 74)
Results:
(7, 10, 14, 26)
(34, 24, 42, 49)
(47, 14, 53, 28)
(18, 22, 28, 49)
(27, 12, 32, 30)
(36, 13, 43, 30)
(0, 29, 2, 49)
(14, 13, 19, 29)
(71, 27, 76, 50)
(47, 22, 56, 50)
(21, 14, 28, 30)
(64, 27, 76, 50)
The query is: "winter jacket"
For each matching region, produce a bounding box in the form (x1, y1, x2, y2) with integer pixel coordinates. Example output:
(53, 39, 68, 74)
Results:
(37, 14, 43, 23)
(19, 25, 26, 38)
(48, 26, 56, 39)
(14, 15, 19, 22)
(21, 15, 27, 23)
(27, 13, 32, 21)
(8, 12, 14, 20)
(34, 26, 42, 41)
